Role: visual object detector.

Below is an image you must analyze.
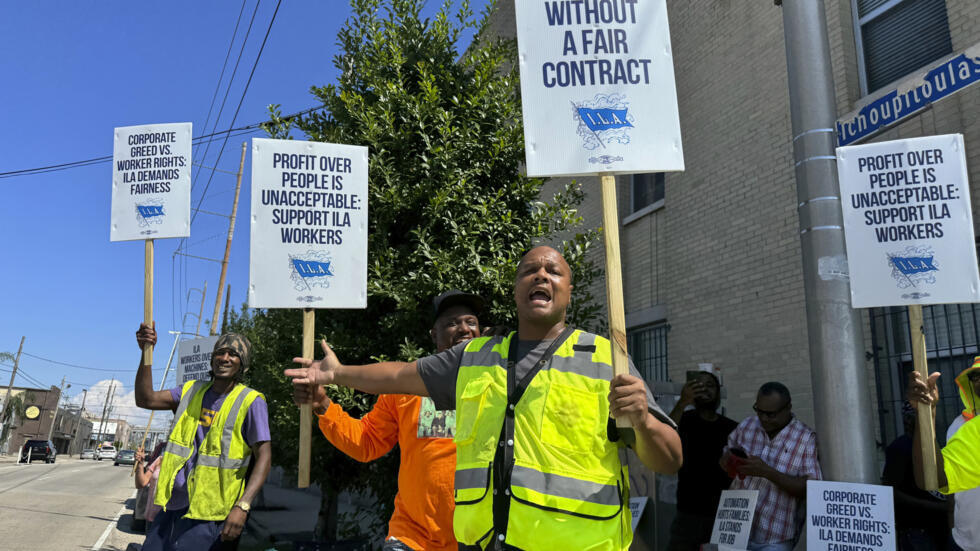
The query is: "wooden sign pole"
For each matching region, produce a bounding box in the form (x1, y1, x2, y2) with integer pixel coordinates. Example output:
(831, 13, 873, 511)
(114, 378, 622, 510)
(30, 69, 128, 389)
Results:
(298, 308, 315, 488)
(600, 174, 632, 429)
(143, 240, 154, 365)
(132, 332, 182, 475)
(908, 304, 938, 490)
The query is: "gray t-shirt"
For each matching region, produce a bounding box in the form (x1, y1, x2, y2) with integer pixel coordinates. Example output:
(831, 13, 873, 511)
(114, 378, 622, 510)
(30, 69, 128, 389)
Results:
(417, 336, 675, 428)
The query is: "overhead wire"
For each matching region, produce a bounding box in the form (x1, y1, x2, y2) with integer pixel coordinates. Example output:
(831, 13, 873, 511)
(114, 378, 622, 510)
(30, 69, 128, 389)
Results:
(0, 126, 268, 180)
(176, 0, 259, 330)
(188, 0, 282, 227)
(176, 0, 283, 336)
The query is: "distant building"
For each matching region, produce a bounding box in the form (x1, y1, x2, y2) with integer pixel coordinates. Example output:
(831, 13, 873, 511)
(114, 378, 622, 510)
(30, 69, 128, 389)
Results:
(0, 385, 64, 455)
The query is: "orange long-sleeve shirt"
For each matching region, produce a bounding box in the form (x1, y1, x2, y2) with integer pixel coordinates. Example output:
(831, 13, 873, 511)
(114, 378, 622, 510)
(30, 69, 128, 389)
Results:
(318, 394, 457, 551)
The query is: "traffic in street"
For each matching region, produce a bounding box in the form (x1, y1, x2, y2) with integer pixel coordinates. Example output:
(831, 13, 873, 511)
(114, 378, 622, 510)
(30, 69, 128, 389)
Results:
(0, 456, 143, 551)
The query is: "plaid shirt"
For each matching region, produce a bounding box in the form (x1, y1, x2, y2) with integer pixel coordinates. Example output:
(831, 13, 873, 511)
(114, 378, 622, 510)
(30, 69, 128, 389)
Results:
(726, 415, 822, 544)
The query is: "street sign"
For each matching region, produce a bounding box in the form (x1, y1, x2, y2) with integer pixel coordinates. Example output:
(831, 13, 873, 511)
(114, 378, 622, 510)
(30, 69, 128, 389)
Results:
(248, 138, 369, 309)
(111, 122, 191, 241)
(837, 43, 980, 147)
(837, 134, 980, 307)
(515, 0, 684, 177)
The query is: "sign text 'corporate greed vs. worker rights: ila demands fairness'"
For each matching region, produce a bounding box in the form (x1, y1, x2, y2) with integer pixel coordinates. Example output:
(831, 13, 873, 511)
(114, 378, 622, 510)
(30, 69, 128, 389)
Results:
(111, 122, 192, 241)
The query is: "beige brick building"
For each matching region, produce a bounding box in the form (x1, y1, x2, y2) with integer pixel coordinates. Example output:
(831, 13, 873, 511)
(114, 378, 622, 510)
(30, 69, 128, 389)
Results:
(491, 1, 980, 456)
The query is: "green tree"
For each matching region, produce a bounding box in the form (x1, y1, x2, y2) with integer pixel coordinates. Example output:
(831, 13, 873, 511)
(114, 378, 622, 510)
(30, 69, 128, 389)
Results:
(235, 0, 602, 540)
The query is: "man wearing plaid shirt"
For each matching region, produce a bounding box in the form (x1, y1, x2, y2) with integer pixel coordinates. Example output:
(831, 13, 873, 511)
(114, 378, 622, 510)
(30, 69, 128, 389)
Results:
(721, 382, 822, 551)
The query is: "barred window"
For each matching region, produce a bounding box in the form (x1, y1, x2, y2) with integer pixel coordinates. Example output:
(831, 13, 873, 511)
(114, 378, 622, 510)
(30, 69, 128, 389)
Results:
(628, 322, 669, 383)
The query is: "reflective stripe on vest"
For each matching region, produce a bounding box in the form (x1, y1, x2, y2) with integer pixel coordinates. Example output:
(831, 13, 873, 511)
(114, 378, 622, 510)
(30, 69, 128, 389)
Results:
(154, 380, 262, 520)
(452, 329, 632, 551)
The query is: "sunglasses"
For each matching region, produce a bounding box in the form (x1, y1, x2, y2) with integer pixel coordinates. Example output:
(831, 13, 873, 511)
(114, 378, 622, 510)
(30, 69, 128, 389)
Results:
(753, 402, 790, 418)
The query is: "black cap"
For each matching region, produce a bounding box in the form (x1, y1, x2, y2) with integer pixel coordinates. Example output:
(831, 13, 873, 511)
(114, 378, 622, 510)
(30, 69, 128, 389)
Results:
(433, 290, 485, 319)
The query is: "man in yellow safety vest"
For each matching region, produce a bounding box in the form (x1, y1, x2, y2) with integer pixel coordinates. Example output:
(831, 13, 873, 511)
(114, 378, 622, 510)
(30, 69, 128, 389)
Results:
(135, 323, 272, 550)
(286, 246, 682, 550)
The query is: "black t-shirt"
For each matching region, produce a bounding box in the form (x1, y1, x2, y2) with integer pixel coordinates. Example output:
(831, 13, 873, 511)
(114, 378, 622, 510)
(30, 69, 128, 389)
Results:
(676, 409, 738, 516)
(882, 433, 947, 534)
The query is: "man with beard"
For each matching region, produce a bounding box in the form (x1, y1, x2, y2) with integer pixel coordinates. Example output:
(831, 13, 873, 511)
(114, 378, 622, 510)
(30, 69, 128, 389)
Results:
(667, 371, 737, 550)
(293, 290, 484, 551)
(135, 324, 271, 550)
(286, 246, 681, 551)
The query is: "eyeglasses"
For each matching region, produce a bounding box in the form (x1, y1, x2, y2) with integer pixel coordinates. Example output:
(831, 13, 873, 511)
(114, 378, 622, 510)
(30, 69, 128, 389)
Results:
(753, 402, 790, 418)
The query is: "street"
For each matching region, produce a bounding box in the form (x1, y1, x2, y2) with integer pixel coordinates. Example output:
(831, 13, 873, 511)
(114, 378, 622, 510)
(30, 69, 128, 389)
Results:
(0, 457, 143, 551)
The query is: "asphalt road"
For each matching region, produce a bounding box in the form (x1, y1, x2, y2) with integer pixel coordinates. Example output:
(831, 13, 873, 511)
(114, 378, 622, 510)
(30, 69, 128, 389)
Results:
(0, 457, 144, 551)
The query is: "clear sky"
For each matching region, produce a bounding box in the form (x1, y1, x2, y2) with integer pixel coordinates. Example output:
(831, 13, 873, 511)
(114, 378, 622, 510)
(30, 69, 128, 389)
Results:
(0, 1, 487, 429)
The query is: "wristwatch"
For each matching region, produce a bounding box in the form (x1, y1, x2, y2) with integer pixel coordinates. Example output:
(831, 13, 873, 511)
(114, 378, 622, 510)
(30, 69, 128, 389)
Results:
(234, 500, 251, 513)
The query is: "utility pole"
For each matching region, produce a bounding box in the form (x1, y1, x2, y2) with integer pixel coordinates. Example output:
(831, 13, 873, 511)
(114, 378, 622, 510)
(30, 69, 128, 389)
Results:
(69, 389, 87, 456)
(196, 281, 208, 337)
(96, 378, 115, 447)
(781, 0, 876, 482)
(211, 142, 246, 335)
(1, 336, 25, 454)
(222, 284, 232, 334)
(46, 376, 67, 441)
(105, 387, 119, 443)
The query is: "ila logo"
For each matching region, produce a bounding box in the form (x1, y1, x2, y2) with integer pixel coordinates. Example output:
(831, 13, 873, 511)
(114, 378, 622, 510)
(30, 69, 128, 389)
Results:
(289, 251, 334, 295)
(888, 246, 939, 294)
(573, 93, 634, 164)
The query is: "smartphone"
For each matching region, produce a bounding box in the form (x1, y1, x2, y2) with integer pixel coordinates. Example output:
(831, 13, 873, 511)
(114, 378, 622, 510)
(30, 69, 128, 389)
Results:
(686, 370, 701, 382)
(730, 446, 748, 459)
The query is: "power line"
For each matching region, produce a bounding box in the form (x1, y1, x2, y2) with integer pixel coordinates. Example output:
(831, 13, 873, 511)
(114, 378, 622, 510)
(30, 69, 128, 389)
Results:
(174, 0, 283, 336)
(188, 0, 282, 228)
(198, 0, 250, 157)
(20, 352, 136, 373)
(0, 114, 317, 180)
(192, 0, 262, 202)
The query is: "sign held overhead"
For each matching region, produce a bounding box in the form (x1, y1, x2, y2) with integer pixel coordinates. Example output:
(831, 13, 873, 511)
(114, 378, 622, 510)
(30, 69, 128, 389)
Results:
(111, 122, 191, 241)
(249, 138, 369, 309)
(837, 134, 980, 307)
(515, 0, 684, 177)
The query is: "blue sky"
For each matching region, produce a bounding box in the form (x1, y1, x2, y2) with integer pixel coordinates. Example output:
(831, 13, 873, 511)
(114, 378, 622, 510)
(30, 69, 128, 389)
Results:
(0, 1, 487, 428)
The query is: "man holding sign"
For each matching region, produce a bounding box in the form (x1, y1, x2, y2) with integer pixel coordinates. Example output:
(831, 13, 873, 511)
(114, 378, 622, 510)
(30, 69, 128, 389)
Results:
(135, 324, 271, 550)
(908, 370, 980, 497)
(287, 246, 681, 551)
(294, 290, 485, 551)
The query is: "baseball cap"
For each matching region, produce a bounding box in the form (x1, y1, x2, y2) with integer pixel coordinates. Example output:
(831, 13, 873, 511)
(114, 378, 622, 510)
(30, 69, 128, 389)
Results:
(432, 290, 485, 320)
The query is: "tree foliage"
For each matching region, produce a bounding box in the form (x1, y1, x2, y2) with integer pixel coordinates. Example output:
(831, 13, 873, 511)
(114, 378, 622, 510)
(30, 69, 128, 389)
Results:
(235, 0, 602, 540)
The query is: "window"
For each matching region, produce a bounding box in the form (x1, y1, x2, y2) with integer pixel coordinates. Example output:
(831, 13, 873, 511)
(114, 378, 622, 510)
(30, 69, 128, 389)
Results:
(869, 303, 980, 447)
(628, 323, 669, 383)
(852, 0, 952, 94)
(630, 173, 665, 214)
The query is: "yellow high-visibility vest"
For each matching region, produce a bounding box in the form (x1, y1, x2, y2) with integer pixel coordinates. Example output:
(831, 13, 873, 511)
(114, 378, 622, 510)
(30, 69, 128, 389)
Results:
(155, 379, 261, 520)
(453, 329, 632, 551)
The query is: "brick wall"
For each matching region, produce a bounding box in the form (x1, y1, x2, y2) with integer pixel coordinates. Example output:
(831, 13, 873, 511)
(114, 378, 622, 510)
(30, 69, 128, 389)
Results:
(488, 0, 980, 438)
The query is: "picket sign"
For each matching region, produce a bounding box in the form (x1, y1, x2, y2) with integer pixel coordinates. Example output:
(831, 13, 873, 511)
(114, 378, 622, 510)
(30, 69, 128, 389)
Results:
(514, 0, 685, 429)
(837, 134, 980, 490)
(249, 138, 369, 487)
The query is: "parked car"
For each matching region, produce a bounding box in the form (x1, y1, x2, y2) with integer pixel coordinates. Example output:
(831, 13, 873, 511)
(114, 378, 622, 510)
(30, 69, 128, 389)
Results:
(114, 449, 136, 466)
(97, 445, 117, 461)
(20, 439, 56, 463)
(79, 448, 96, 460)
